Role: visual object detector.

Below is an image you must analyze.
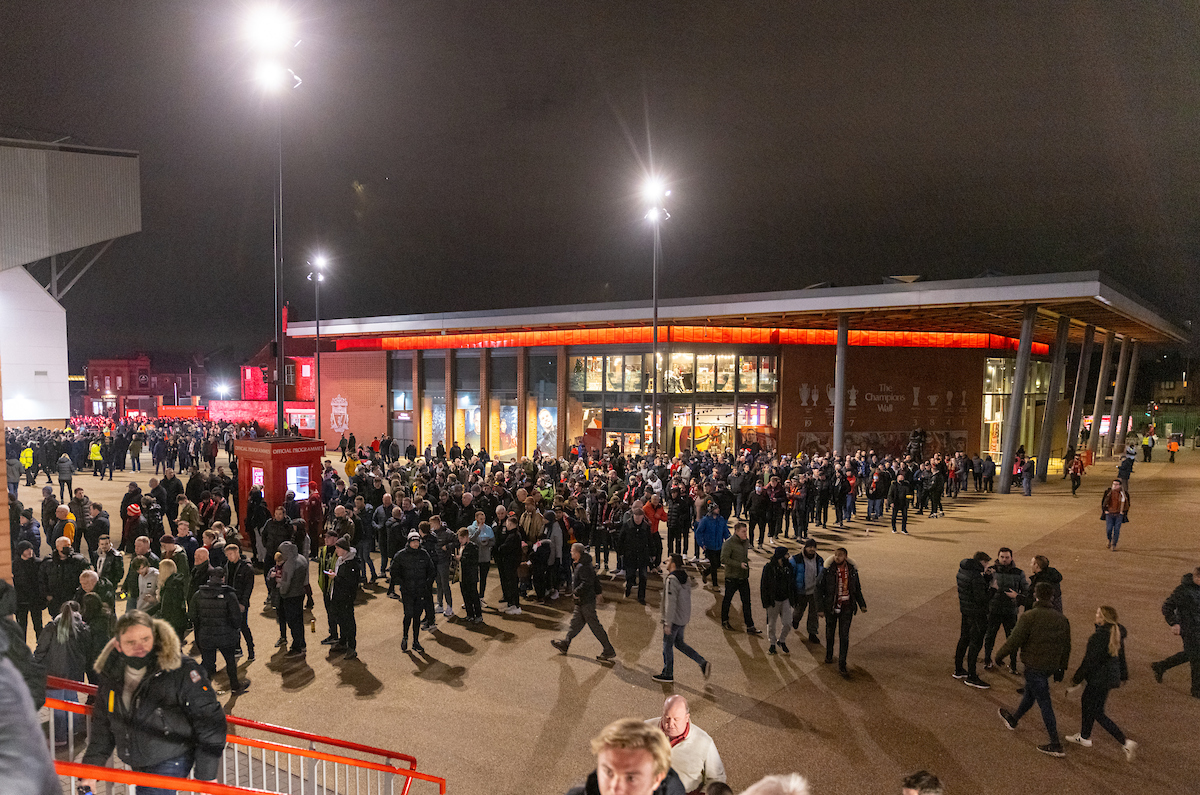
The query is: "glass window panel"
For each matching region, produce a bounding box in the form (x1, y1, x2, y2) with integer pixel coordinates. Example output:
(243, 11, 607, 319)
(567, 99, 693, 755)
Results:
(625, 355, 643, 392)
(606, 355, 625, 391)
(491, 352, 518, 392)
(455, 355, 480, 392)
(585, 356, 603, 392)
(716, 354, 736, 392)
(646, 353, 660, 394)
(739, 356, 758, 391)
(569, 356, 586, 391)
(667, 352, 694, 393)
(758, 356, 777, 392)
(695, 355, 716, 392)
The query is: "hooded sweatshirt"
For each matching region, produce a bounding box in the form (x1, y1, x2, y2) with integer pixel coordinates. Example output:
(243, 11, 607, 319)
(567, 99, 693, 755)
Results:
(276, 541, 309, 599)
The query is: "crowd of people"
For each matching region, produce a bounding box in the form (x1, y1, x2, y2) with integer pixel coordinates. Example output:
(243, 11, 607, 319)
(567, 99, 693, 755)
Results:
(3, 418, 1197, 794)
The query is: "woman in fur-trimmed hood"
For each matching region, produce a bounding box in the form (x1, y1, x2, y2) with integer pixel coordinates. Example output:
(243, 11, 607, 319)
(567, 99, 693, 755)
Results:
(80, 610, 227, 792)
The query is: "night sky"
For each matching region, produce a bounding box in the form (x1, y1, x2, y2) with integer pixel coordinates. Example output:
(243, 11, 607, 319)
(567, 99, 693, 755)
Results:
(3, 1, 1199, 371)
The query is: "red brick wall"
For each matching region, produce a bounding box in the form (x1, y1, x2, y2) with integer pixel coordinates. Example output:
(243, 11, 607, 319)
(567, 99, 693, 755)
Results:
(319, 351, 387, 450)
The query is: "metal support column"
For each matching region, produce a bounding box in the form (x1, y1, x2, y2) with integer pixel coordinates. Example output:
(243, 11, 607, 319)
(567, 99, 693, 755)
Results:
(411, 354, 422, 456)
(1086, 331, 1114, 457)
(556, 346, 568, 458)
(1065, 324, 1095, 454)
(1105, 338, 1132, 457)
(516, 349, 528, 458)
(832, 314, 849, 458)
(1035, 315, 1071, 481)
(479, 349, 490, 454)
(998, 304, 1038, 494)
(445, 351, 455, 451)
(1115, 341, 1140, 454)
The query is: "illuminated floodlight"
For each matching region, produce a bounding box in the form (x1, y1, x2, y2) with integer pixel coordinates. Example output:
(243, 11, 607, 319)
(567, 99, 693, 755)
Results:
(254, 60, 288, 91)
(245, 6, 293, 53)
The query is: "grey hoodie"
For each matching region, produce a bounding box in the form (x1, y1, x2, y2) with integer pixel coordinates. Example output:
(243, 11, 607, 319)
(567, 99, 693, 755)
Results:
(277, 541, 309, 599)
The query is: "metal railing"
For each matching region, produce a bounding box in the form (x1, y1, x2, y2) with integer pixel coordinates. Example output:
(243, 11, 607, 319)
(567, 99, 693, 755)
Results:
(45, 677, 445, 795)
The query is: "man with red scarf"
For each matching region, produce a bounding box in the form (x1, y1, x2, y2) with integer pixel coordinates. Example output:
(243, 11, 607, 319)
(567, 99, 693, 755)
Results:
(645, 695, 725, 794)
(818, 546, 868, 679)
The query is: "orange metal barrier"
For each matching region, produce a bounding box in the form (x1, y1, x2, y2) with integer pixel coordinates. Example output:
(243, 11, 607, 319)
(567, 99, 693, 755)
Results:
(58, 760, 274, 794)
(45, 677, 446, 794)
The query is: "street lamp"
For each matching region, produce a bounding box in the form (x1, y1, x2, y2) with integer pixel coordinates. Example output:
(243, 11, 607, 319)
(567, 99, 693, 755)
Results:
(246, 5, 302, 437)
(643, 177, 670, 455)
(307, 255, 327, 438)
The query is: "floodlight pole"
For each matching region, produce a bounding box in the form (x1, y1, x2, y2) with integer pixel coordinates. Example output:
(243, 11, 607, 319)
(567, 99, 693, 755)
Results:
(273, 99, 286, 436)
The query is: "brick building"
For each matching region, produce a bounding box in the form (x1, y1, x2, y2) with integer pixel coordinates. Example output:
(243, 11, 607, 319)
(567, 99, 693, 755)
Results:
(84, 353, 216, 417)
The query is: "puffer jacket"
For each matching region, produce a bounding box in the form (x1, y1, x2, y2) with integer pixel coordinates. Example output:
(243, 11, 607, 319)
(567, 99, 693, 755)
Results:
(190, 579, 242, 649)
(1027, 567, 1064, 613)
(956, 558, 990, 616)
(987, 563, 1028, 616)
(760, 550, 797, 608)
(55, 454, 75, 480)
(390, 544, 435, 597)
(1071, 623, 1128, 690)
(41, 550, 90, 614)
(83, 618, 227, 779)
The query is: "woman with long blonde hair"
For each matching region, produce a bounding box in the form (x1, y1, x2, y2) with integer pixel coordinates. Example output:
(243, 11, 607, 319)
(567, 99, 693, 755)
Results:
(1066, 605, 1138, 761)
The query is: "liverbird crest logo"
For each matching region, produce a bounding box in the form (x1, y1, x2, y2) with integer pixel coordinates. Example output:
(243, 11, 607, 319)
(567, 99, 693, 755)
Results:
(329, 394, 350, 434)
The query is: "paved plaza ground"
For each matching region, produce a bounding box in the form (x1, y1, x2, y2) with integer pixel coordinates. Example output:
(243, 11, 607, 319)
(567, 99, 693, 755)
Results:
(15, 449, 1200, 794)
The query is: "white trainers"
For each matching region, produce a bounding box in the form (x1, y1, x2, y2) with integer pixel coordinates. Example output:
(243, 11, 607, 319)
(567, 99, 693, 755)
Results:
(1123, 739, 1138, 762)
(550, 590, 560, 600)
(1064, 733, 1092, 748)
(443, 608, 453, 618)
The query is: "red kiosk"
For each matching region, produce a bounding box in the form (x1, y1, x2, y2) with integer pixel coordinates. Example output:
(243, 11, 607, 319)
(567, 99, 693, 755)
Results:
(234, 437, 327, 517)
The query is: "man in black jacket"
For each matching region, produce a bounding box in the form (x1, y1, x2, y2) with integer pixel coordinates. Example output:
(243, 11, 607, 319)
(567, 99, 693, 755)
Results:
(552, 544, 617, 662)
(618, 506, 653, 604)
(190, 568, 248, 693)
(1151, 566, 1200, 699)
(391, 531, 435, 653)
(224, 544, 256, 661)
(819, 547, 867, 678)
(41, 537, 89, 617)
(80, 611, 227, 791)
(983, 548, 1029, 672)
(665, 486, 692, 557)
(887, 472, 911, 534)
(954, 551, 992, 689)
(328, 536, 362, 659)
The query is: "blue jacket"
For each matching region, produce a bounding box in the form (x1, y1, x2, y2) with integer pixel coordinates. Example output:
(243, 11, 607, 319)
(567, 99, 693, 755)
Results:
(693, 515, 729, 552)
(791, 551, 824, 594)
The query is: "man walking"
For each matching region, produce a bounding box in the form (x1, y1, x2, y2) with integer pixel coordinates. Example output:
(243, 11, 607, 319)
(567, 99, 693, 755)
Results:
(888, 472, 911, 534)
(790, 539, 824, 645)
(819, 547, 867, 678)
(761, 546, 797, 655)
(552, 543, 617, 662)
(955, 551, 992, 689)
(1151, 565, 1200, 699)
(720, 522, 761, 635)
(996, 581, 1072, 757)
(1100, 479, 1130, 551)
(190, 568, 249, 693)
(652, 553, 710, 683)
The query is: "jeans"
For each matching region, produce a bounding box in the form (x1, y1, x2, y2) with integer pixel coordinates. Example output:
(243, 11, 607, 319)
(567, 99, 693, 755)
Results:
(954, 612, 986, 676)
(749, 515, 768, 546)
(1105, 514, 1124, 547)
(792, 592, 820, 637)
(661, 623, 706, 678)
(667, 525, 690, 555)
(984, 612, 1017, 664)
(1080, 684, 1125, 743)
(47, 688, 77, 741)
(1012, 668, 1058, 744)
(1022, 474, 1032, 496)
(766, 602, 793, 645)
(793, 507, 809, 538)
(322, 591, 338, 638)
(435, 561, 453, 610)
(199, 645, 241, 690)
(131, 453, 141, 472)
(133, 752, 194, 795)
(563, 601, 615, 656)
(279, 595, 306, 651)
(825, 609, 853, 670)
(867, 498, 884, 520)
(1156, 647, 1200, 695)
(357, 539, 377, 581)
(720, 578, 755, 628)
(890, 502, 908, 532)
